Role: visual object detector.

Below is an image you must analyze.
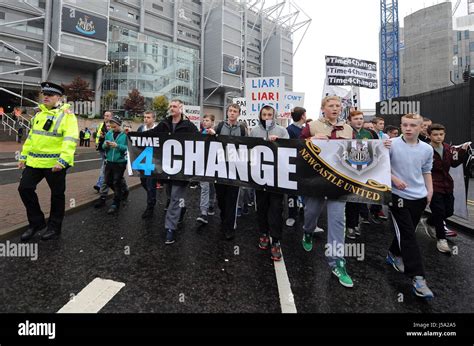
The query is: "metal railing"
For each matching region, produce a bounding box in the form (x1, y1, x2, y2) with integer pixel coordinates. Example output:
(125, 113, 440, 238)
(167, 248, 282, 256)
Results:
(1, 112, 18, 136)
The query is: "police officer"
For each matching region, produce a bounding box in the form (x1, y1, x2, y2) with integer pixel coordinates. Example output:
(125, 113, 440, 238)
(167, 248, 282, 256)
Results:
(18, 82, 79, 241)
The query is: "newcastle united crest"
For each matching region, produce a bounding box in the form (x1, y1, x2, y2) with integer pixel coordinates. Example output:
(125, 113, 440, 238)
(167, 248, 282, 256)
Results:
(338, 140, 380, 175)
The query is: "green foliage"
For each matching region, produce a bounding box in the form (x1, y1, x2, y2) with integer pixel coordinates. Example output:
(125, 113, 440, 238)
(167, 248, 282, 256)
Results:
(151, 95, 169, 120)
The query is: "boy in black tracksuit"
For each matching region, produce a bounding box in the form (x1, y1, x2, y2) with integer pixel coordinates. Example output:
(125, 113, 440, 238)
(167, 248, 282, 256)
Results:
(149, 99, 198, 244)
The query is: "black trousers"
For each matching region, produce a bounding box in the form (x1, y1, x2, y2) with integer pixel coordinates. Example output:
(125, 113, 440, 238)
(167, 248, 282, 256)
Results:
(256, 191, 283, 241)
(287, 195, 298, 219)
(345, 202, 365, 228)
(215, 184, 239, 231)
(18, 166, 67, 231)
(140, 177, 158, 208)
(104, 162, 127, 207)
(427, 192, 454, 240)
(389, 194, 427, 278)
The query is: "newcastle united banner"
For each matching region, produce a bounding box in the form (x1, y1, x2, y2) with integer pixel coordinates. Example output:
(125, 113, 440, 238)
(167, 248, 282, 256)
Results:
(127, 133, 392, 204)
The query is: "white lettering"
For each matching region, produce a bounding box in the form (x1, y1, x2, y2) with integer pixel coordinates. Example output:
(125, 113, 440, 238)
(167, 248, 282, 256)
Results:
(184, 140, 205, 176)
(162, 140, 182, 174)
(277, 148, 297, 190)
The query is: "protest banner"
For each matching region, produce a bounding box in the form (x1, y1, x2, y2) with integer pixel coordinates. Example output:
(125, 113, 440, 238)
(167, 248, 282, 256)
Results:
(325, 55, 378, 89)
(282, 92, 305, 119)
(128, 132, 392, 204)
(245, 76, 285, 117)
(232, 97, 259, 129)
(183, 105, 201, 129)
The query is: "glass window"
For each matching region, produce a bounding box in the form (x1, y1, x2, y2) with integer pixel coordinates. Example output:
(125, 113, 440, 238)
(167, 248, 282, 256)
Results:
(465, 30, 469, 39)
(457, 31, 462, 41)
(470, 42, 474, 52)
(454, 45, 458, 54)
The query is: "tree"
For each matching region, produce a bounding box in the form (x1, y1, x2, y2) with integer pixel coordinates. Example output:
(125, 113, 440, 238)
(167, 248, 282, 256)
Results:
(123, 88, 145, 116)
(101, 91, 117, 111)
(62, 76, 94, 102)
(152, 95, 169, 120)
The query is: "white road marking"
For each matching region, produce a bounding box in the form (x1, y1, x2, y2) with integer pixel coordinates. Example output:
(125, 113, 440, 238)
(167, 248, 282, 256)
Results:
(0, 158, 101, 172)
(57, 278, 125, 313)
(273, 249, 297, 313)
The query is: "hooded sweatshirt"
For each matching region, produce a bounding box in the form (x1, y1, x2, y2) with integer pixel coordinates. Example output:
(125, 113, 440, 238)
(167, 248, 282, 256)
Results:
(250, 119, 289, 140)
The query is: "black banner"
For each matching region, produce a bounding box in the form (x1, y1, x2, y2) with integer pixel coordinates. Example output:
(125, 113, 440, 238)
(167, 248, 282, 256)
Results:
(128, 133, 392, 204)
(325, 55, 378, 89)
(62, 6, 108, 42)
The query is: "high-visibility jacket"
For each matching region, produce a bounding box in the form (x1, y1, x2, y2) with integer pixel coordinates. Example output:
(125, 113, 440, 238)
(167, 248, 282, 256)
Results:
(84, 131, 91, 140)
(95, 123, 105, 145)
(20, 103, 79, 168)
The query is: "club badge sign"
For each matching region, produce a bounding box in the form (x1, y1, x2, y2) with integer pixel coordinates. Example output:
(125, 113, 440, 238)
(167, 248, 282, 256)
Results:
(62, 6, 108, 42)
(127, 133, 392, 204)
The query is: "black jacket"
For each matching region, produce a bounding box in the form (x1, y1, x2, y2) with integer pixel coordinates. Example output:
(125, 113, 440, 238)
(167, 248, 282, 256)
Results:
(151, 115, 198, 134)
(149, 115, 198, 186)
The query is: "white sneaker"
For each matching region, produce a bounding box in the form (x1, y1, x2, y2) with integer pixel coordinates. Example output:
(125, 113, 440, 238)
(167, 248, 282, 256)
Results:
(437, 239, 451, 254)
(420, 218, 436, 239)
(286, 218, 296, 227)
(313, 226, 324, 233)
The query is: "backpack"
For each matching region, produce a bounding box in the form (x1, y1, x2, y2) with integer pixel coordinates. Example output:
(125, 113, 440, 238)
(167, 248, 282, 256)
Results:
(216, 121, 246, 136)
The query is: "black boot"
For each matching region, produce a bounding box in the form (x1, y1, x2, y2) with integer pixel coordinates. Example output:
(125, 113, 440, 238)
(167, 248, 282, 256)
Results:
(21, 225, 46, 242)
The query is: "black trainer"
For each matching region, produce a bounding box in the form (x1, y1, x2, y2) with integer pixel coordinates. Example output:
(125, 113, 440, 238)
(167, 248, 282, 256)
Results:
(165, 229, 175, 244)
(207, 206, 215, 215)
(196, 214, 208, 224)
(41, 228, 61, 241)
(107, 204, 119, 215)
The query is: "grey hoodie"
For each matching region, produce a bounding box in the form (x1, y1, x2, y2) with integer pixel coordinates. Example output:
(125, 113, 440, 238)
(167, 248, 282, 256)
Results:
(214, 121, 247, 136)
(250, 120, 289, 140)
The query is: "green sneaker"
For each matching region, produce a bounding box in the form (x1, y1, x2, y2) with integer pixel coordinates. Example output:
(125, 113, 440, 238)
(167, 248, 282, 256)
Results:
(332, 259, 354, 288)
(302, 233, 313, 252)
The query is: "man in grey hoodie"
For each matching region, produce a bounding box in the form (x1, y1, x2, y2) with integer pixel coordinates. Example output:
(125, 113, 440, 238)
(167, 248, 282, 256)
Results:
(207, 103, 247, 240)
(250, 105, 289, 261)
